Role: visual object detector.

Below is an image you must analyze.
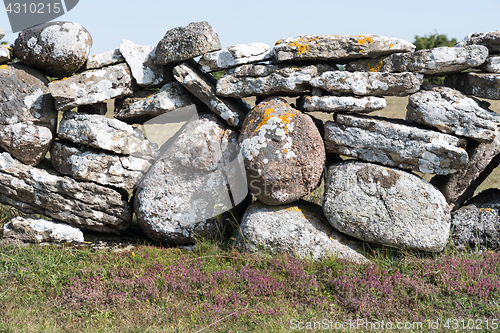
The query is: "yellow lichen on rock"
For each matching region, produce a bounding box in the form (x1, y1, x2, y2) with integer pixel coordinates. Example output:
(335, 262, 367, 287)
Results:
(288, 40, 310, 55)
(356, 36, 374, 45)
(367, 60, 384, 72)
(255, 106, 296, 133)
(0, 65, 7, 70)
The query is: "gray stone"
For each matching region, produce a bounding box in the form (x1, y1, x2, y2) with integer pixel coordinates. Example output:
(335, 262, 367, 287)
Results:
(274, 35, 415, 62)
(0, 45, 12, 64)
(81, 48, 125, 71)
(297, 95, 386, 113)
(451, 189, 500, 251)
(13, 22, 92, 77)
(479, 55, 500, 73)
(114, 82, 196, 124)
(173, 61, 250, 127)
(57, 112, 158, 159)
(445, 72, 500, 100)
(324, 113, 468, 175)
(323, 161, 451, 252)
(198, 43, 274, 73)
(407, 85, 500, 142)
(310, 71, 423, 96)
(216, 63, 336, 98)
(235, 200, 368, 263)
(0, 152, 132, 233)
(0, 63, 57, 166)
(346, 53, 410, 73)
(456, 31, 500, 53)
(48, 63, 134, 111)
(3, 217, 84, 243)
(77, 103, 107, 115)
(156, 21, 221, 65)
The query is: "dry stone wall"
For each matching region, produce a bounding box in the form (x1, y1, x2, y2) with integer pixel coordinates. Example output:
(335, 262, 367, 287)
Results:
(2, 21, 500, 259)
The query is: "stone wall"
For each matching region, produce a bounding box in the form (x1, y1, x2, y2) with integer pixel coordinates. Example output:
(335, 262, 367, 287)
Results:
(1, 21, 500, 261)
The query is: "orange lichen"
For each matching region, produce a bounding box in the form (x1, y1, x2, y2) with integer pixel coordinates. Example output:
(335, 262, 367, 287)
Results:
(288, 40, 310, 55)
(497, 81, 500, 89)
(389, 43, 394, 48)
(0, 65, 7, 70)
(357, 36, 373, 45)
(255, 107, 296, 133)
(367, 60, 384, 72)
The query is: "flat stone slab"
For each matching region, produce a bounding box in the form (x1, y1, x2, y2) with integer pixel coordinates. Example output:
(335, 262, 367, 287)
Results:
(274, 34, 415, 62)
(323, 161, 451, 252)
(346, 52, 409, 73)
(173, 61, 250, 127)
(324, 113, 469, 175)
(297, 95, 386, 113)
(310, 71, 423, 96)
(81, 48, 125, 71)
(479, 55, 500, 73)
(198, 43, 274, 72)
(216, 63, 336, 98)
(48, 63, 134, 111)
(235, 200, 368, 263)
(407, 85, 500, 142)
(0, 152, 132, 233)
(3, 217, 84, 243)
(445, 72, 500, 100)
(0, 45, 11, 64)
(456, 31, 500, 53)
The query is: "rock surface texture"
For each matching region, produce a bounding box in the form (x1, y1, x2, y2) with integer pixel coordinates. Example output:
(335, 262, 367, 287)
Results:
(81, 48, 125, 70)
(3, 217, 84, 243)
(480, 55, 500, 73)
(0, 45, 11, 64)
(456, 31, 500, 53)
(199, 43, 274, 72)
(445, 72, 500, 100)
(298, 95, 386, 113)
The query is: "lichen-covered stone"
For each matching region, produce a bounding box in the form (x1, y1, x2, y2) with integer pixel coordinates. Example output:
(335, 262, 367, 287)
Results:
(324, 113, 468, 175)
(323, 161, 451, 252)
(81, 48, 125, 71)
(0, 152, 131, 233)
(310, 71, 423, 96)
(235, 200, 368, 263)
(407, 85, 500, 142)
(3, 217, 84, 243)
(198, 43, 274, 73)
(173, 61, 250, 127)
(346, 53, 410, 73)
(216, 63, 336, 98)
(238, 98, 325, 205)
(274, 35, 415, 62)
(48, 63, 134, 111)
(0, 45, 12, 64)
(456, 31, 500, 53)
(13, 22, 92, 77)
(297, 95, 386, 113)
(445, 72, 500, 100)
(156, 21, 221, 65)
(479, 55, 500, 73)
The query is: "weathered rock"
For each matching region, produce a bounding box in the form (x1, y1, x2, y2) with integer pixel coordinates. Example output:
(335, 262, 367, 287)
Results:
(274, 35, 415, 62)
(81, 48, 125, 71)
(156, 21, 221, 65)
(235, 200, 368, 263)
(114, 82, 196, 124)
(0, 27, 4, 40)
(119, 39, 171, 87)
(198, 43, 274, 73)
(407, 85, 500, 142)
(173, 61, 250, 127)
(77, 103, 107, 115)
(346, 52, 410, 73)
(0, 45, 12, 64)
(479, 55, 500, 73)
(51, 141, 152, 190)
(239, 98, 325, 205)
(0, 63, 57, 166)
(445, 72, 500, 100)
(13, 22, 92, 77)
(451, 189, 500, 251)
(297, 95, 386, 113)
(3, 217, 84, 243)
(310, 71, 423, 96)
(48, 63, 134, 111)
(216, 63, 336, 98)
(324, 113, 468, 175)
(0, 152, 132, 233)
(456, 31, 500, 53)
(323, 161, 451, 252)
(57, 112, 158, 159)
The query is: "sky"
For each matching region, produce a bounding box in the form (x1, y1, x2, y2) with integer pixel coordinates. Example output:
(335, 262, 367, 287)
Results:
(1, 0, 500, 55)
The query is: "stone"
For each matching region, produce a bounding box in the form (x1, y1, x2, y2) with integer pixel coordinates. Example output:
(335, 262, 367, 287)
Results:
(324, 113, 468, 175)
(297, 95, 386, 113)
(456, 31, 500, 53)
(346, 53, 410, 73)
(198, 43, 274, 73)
(156, 21, 221, 65)
(216, 63, 336, 98)
(57, 112, 158, 159)
(51, 141, 152, 190)
(274, 35, 415, 62)
(238, 98, 325, 205)
(81, 48, 125, 71)
(450, 189, 500, 251)
(407, 85, 500, 142)
(48, 63, 134, 111)
(0, 27, 4, 40)
(13, 22, 92, 77)
(114, 82, 196, 124)
(310, 71, 423, 96)
(323, 161, 451, 252)
(119, 39, 172, 88)
(0, 63, 57, 166)
(77, 103, 107, 115)
(173, 61, 250, 127)
(0, 152, 132, 233)
(0, 45, 12, 64)
(3, 217, 84, 243)
(445, 72, 500, 100)
(235, 200, 368, 263)
(479, 55, 500, 73)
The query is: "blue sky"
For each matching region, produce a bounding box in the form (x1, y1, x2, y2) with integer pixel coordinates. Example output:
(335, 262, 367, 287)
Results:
(1, 0, 500, 55)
